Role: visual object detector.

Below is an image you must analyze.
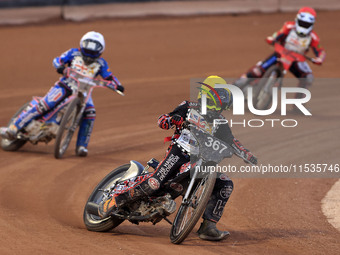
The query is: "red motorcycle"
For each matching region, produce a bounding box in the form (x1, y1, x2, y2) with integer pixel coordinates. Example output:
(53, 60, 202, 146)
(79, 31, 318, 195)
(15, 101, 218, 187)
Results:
(251, 43, 313, 110)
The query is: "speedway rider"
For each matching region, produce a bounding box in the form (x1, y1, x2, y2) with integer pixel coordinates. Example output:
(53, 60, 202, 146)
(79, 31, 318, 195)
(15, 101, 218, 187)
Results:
(98, 76, 257, 241)
(235, 7, 326, 97)
(0, 31, 124, 157)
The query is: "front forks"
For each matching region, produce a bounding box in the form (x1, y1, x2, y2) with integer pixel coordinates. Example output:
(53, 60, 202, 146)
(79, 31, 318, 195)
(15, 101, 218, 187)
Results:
(181, 159, 202, 205)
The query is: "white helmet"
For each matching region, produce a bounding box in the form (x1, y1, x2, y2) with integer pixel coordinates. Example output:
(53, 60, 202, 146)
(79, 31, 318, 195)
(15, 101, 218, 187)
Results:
(79, 31, 105, 63)
(295, 7, 316, 36)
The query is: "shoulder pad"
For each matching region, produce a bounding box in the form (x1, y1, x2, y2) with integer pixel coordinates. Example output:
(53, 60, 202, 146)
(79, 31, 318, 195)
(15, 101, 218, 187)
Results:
(71, 48, 81, 57)
(280, 21, 295, 34)
(97, 58, 106, 66)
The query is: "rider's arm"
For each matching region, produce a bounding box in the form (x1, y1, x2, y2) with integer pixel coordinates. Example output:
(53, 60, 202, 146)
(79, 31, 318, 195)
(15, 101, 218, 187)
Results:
(158, 101, 189, 130)
(52, 48, 77, 74)
(231, 138, 258, 165)
(215, 121, 257, 165)
(266, 21, 293, 45)
(310, 32, 326, 65)
(98, 58, 124, 92)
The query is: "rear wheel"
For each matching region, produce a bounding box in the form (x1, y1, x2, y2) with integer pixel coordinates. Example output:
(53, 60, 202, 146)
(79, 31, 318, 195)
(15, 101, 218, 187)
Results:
(54, 98, 81, 159)
(254, 65, 281, 110)
(170, 171, 216, 244)
(83, 164, 130, 232)
(1, 103, 29, 151)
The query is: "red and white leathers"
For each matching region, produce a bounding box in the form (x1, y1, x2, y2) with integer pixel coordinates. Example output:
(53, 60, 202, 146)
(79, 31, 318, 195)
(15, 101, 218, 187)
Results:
(237, 19, 326, 94)
(266, 21, 325, 62)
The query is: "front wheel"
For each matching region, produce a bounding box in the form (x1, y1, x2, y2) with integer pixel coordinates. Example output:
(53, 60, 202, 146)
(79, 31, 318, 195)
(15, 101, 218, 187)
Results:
(254, 65, 282, 110)
(1, 102, 29, 151)
(54, 97, 81, 159)
(170, 171, 217, 244)
(83, 164, 130, 232)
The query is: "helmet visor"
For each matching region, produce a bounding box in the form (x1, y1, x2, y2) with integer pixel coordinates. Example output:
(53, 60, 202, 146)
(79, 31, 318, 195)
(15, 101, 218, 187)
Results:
(81, 40, 103, 58)
(297, 19, 313, 29)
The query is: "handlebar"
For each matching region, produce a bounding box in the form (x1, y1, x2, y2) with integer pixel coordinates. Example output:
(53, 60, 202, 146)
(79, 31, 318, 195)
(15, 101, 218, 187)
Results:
(271, 42, 314, 64)
(64, 67, 125, 96)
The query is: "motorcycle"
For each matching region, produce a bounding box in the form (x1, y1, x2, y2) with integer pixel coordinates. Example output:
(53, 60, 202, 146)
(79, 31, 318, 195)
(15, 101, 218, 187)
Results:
(83, 109, 253, 244)
(1, 68, 124, 158)
(244, 43, 313, 110)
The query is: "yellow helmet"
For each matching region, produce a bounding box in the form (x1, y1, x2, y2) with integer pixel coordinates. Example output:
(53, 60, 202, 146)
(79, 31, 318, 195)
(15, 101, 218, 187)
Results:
(197, 75, 233, 111)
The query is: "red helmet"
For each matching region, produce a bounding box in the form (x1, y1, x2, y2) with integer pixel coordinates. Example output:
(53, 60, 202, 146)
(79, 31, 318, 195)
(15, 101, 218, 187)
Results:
(295, 7, 316, 36)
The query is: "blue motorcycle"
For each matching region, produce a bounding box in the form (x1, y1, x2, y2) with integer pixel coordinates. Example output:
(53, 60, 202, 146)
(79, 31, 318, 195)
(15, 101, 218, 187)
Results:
(1, 68, 123, 158)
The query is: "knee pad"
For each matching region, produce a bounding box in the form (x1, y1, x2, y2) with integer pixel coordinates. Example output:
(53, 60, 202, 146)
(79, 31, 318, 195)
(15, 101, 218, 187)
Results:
(305, 73, 314, 87)
(298, 73, 314, 89)
(247, 64, 264, 78)
(83, 107, 96, 119)
(215, 174, 234, 199)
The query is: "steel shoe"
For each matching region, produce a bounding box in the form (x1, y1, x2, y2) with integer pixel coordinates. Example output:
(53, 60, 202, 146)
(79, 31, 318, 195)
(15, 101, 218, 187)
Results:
(197, 219, 230, 241)
(76, 146, 88, 157)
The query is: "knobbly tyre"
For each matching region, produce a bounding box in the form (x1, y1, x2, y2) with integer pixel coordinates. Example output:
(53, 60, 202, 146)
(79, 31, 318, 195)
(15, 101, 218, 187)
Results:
(247, 43, 314, 110)
(0, 68, 124, 158)
(83, 110, 256, 244)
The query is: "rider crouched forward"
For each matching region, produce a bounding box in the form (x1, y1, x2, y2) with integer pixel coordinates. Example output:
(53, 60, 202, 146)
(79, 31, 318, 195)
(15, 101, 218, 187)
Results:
(98, 76, 257, 241)
(0, 31, 124, 157)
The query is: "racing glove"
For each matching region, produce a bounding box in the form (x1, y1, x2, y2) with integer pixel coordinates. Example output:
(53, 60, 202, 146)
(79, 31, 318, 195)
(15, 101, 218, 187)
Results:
(170, 115, 184, 127)
(116, 84, 125, 93)
(107, 81, 125, 93)
(311, 57, 323, 65)
(158, 114, 171, 129)
(231, 138, 258, 165)
(56, 65, 66, 75)
(266, 36, 275, 45)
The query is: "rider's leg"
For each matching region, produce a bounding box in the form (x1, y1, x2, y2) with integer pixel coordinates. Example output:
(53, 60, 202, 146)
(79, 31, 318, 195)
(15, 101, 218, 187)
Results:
(289, 62, 313, 113)
(290, 61, 313, 99)
(198, 173, 234, 241)
(0, 82, 72, 139)
(75, 97, 95, 157)
(234, 53, 278, 89)
(98, 143, 189, 218)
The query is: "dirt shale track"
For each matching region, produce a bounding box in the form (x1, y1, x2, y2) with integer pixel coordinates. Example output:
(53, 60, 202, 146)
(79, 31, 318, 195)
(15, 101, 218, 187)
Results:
(0, 11, 339, 255)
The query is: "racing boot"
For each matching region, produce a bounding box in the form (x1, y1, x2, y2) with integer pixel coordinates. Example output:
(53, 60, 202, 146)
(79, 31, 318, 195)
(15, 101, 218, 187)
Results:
(197, 219, 230, 241)
(76, 146, 88, 157)
(0, 125, 18, 140)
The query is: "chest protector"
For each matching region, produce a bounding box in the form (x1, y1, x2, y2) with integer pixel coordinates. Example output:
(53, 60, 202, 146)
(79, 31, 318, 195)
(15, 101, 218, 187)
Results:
(284, 30, 312, 54)
(70, 56, 101, 78)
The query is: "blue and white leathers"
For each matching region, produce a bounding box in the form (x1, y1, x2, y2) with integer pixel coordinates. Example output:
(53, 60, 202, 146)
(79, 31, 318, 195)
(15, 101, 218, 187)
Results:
(15, 48, 118, 149)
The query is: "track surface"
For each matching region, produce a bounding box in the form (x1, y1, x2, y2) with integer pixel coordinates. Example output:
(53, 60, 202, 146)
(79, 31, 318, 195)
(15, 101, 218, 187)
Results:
(0, 11, 339, 254)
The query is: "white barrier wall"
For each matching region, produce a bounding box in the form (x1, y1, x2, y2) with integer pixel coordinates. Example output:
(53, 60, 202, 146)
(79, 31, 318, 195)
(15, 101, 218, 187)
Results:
(0, 0, 340, 25)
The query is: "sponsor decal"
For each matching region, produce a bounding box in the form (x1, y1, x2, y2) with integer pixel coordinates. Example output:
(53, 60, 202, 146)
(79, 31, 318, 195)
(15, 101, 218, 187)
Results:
(129, 189, 135, 198)
(148, 178, 160, 190)
(220, 186, 233, 199)
(170, 183, 183, 193)
(102, 197, 116, 213)
(47, 87, 63, 103)
(157, 154, 180, 181)
(179, 162, 191, 174)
